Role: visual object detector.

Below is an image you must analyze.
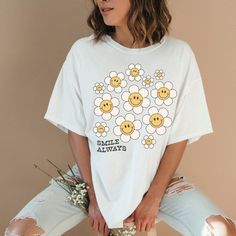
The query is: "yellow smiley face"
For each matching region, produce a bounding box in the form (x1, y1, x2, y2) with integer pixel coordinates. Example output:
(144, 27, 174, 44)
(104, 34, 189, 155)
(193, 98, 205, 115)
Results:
(157, 87, 170, 100)
(96, 84, 103, 91)
(128, 92, 143, 107)
(100, 100, 113, 113)
(130, 68, 139, 77)
(145, 138, 152, 145)
(97, 124, 105, 134)
(110, 76, 121, 88)
(120, 120, 134, 135)
(149, 113, 164, 128)
(145, 78, 151, 85)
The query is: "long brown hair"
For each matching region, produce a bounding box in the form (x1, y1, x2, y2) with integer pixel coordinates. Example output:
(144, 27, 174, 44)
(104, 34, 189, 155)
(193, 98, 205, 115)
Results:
(87, 0, 172, 47)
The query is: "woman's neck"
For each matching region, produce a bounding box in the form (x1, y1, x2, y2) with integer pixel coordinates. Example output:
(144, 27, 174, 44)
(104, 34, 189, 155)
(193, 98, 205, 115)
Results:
(111, 26, 144, 48)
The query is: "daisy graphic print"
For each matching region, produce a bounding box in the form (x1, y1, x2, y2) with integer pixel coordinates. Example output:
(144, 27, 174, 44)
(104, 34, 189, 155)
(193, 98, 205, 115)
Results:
(92, 62, 177, 150)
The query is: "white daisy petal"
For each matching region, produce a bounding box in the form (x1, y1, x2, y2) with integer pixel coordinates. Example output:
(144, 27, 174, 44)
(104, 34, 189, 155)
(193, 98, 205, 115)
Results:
(155, 81, 164, 89)
(111, 97, 119, 106)
(116, 116, 125, 125)
(131, 130, 140, 139)
(170, 89, 177, 98)
(111, 107, 119, 116)
(133, 120, 142, 130)
(142, 98, 150, 107)
(130, 76, 135, 81)
(110, 71, 117, 77)
(164, 81, 173, 90)
(124, 102, 133, 111)
(115, 87, 122, 93)
(143, 114, 150, 124)
(164, 98, 173, 106)
(159, 107, 168, 117)
(129, 85, 139, 93)
(139, 69, 144, 75)
(129, 64, 135, 69)
(121, 134, 130, 142)
(126, 70, 131, 76)
(103, 93, 112, 100)
(155, 98, 164, 106)
(95, 107, 102, 115)
(151, 89, 158, 98)
(136, 64, 141, 69)
(94, 97, 102, 106)
(139, 88, 148, 97)
(105, 77, 111, 84)
(133, 106, 143, 114)
(103, 113, 111, 120)
(114, 126, 122, 135)
(118, 72, 125, 79)
(122, 91, 130, 101)
(156, 126, 166, 135)
(147, 125, 156, 134)
(126, 113, 135, 122)
(164, 117, 172, 127)
(107, 84, 114, 91)
(121, 80, 127, 87)
(149, 106, 158, 115)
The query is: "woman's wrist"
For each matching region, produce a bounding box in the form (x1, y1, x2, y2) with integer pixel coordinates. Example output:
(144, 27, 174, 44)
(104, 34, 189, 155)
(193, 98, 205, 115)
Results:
(145, 190, 163, 205)
(87, 184, 97, 201)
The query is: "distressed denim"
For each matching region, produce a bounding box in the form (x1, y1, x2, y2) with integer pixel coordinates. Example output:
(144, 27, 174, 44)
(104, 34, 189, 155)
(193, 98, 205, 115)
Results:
(4, 164, 236, 236)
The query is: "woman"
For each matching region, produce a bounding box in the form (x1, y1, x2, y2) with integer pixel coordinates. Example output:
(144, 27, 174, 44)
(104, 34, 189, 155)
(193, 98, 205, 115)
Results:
(4, 0, 236, 235)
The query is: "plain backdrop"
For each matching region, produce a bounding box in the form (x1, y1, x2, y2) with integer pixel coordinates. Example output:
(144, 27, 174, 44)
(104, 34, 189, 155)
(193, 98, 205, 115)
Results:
(1, 0, 235, 235)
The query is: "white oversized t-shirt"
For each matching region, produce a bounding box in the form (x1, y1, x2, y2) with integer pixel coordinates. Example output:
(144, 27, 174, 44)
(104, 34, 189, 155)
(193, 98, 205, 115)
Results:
(44, 33, 214, 228)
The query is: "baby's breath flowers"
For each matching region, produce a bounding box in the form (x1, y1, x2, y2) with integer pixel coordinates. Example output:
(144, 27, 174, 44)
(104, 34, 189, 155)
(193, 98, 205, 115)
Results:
(34, 158, 137, 236)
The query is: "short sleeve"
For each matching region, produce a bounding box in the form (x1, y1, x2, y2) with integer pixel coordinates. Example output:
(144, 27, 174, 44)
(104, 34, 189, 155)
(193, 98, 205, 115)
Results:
(43, 43, 87, 137)
(167, 44, 214, 145)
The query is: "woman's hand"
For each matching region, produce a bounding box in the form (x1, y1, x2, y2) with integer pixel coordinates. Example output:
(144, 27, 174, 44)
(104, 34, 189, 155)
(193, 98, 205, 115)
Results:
(88, 198, 110, 236)
(124, 193, 161, 233)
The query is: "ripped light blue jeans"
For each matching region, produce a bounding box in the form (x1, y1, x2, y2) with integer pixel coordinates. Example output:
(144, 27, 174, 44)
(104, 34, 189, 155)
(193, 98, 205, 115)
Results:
(4, 164, 236, 236)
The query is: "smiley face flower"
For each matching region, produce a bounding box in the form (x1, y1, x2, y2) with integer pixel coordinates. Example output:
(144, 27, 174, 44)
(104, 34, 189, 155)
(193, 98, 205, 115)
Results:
(126, 63, 144, 81)
(104, 71, 127, 93)
(113, 113, 142, 142)
(93, 122, 109, 137)
(143, 106, 172, 135)
(151, 81, 177, 106)
(154, 69, 165, 80)
(142, 135, 156, 149)
(122, 85, 150, 114)
(93, 82, 105, 94)
(142, 75, 154, 88)
(94, 93, 119, 120)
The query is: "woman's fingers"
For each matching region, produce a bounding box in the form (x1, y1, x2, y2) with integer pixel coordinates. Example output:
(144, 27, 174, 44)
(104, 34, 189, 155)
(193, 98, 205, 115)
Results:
(98, 220, 105, 234)
(104, 223, 110, 236)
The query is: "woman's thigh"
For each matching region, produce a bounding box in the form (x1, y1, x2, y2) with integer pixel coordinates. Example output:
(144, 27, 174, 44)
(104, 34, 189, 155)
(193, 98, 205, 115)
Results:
(157, 172, 236, 236)
(5, 164, 88, 236)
